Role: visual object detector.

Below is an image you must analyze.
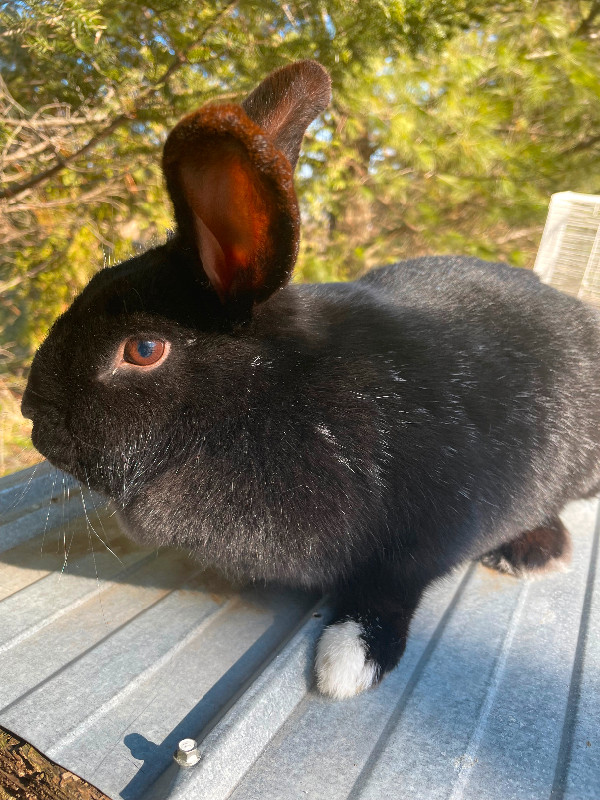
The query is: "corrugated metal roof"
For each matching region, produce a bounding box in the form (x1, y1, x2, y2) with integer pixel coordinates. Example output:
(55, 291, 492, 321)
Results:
(1, 462, 598, 799)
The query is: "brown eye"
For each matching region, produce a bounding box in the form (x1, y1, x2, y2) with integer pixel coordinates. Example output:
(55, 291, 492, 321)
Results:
(123, 338, 167, 367)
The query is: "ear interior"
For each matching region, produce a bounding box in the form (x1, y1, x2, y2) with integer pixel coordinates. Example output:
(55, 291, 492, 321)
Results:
(180, 141, 274, 298)
(163, 105, 300, 307)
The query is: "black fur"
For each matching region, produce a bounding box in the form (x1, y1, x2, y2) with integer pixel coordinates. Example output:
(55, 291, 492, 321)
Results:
(22, 62, 600, 693)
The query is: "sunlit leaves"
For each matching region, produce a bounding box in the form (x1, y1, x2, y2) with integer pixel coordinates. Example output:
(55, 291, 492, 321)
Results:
(1, 0, 599, 361)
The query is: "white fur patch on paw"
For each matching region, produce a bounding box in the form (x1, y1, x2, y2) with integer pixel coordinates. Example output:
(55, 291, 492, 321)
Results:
(315, 620, 378, 699)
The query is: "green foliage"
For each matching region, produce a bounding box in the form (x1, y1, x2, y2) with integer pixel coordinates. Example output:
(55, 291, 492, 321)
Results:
(298, 2, 600, 279)
(0, 362, 41, 476)
(1, 0, 599, 473)
(1, 0, 493, 357)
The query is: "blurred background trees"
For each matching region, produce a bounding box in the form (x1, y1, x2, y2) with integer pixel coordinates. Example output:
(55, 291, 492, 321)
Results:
(1, 0, 599, 474)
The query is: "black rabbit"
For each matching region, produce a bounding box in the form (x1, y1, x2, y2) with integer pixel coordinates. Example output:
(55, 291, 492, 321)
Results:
(22, 61, 600, 699)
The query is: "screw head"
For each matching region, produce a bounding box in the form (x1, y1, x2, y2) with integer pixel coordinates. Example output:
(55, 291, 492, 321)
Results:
(174, 738, 200, 767)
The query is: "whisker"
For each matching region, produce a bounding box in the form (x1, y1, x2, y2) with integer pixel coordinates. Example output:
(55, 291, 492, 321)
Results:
(40, 466, 59, 557)
(80, 491, 108, 629)
(80, 477, 123, 565)
(60, 478, 76, 575)
(4, 460, 41, 514)
(61, 472, 67, 569)
(83, 466, 118, 560)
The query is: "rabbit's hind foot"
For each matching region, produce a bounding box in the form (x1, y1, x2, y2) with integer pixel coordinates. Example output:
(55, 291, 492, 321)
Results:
(480, 517, 572, 579)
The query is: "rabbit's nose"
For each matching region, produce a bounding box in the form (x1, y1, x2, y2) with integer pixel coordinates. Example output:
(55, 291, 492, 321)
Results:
(21, 384, 50, 420)
(21, 389, 35, 420)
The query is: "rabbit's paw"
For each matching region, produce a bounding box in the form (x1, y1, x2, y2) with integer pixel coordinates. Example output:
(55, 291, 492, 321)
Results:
(315, 619, 379, 699)
(481, 517, 571, 579)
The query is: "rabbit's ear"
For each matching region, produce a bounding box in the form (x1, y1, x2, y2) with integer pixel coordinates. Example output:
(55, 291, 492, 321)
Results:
(162, 61, 331, 310)
(163, 105, 298, 309)
(242, 60, 331, 170)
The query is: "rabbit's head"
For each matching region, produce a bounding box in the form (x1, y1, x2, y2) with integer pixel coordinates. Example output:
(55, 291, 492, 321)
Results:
(22, 61, 331, 505)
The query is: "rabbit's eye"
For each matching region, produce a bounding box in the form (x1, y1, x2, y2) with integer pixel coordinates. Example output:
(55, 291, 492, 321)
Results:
(123, 338, 167, 367)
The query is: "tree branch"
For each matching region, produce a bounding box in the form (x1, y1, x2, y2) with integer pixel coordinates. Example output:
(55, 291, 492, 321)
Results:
(0, 262, 55, 294)
(576, 0, 600, 35)
(0, 0, 239, 202)
(1, 139, 52, 164)
(494, 226, 543, 245)
(0, 726, 110, 800)
(2, 115, 108, 127)
(0, 114, 128, 200)
(559, 132, 600, 155)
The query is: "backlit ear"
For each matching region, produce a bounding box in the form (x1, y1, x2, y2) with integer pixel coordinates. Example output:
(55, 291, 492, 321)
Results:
(162, 61, 331, 310)
(242, 60, 331, 170)
(163, 105, 299, 309)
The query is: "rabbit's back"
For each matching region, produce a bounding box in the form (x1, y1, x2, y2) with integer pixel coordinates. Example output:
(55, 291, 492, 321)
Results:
(275, 256, 600, 571)
(358, 255, 594, 325)
(355, 255, 600, 504)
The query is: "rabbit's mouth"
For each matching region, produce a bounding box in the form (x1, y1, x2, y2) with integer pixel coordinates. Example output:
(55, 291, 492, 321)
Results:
(30, 419, 76, 473)
(22, 385, 79, 474)
(35, 437, 111, 497)
(28, 415, 96, 486)
(25, 396, 111, 490)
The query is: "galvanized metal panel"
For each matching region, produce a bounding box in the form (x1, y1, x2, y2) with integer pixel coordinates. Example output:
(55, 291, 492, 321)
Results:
(1, 463, 599, 800)
(214, 500, 599, 800)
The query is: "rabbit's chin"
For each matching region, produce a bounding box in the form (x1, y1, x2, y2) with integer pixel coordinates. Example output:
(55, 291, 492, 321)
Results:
(31, 426, 117, 498)
(31, 422, 78, 476)
(46, 454, 110, 496)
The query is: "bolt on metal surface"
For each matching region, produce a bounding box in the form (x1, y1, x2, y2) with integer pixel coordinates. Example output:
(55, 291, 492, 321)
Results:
(174, 738, 201, 767)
